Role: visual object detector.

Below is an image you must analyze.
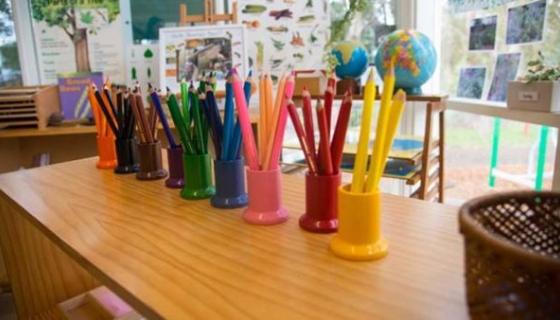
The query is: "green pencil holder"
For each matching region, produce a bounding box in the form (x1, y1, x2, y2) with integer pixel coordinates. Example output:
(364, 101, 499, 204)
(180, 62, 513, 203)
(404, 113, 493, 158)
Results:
(181, 153, 215, 200)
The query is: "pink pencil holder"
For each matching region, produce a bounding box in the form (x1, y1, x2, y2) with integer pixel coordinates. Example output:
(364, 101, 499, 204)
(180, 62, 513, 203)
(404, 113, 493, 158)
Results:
(299, 172, 340, 233)
(243, 167, 288, 225)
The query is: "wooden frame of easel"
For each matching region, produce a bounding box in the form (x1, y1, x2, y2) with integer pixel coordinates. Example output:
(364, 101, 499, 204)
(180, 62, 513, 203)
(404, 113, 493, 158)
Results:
(179, 0, 238, 26)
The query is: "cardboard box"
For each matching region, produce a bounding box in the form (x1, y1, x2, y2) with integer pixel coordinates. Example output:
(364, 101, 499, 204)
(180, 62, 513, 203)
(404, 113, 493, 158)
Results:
(507, 81, 560, 113)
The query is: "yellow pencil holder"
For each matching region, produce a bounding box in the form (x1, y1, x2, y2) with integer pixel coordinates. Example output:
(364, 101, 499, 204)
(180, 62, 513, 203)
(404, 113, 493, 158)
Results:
(330, 184, 388, 261)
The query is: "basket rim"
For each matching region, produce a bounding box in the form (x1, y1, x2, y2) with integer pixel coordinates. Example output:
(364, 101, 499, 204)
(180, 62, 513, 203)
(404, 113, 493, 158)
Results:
(459, 191, 560, 272)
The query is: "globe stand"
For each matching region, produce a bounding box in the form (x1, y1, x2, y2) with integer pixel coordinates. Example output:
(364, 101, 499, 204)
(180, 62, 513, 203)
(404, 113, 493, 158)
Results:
(336, 78, 362, 96)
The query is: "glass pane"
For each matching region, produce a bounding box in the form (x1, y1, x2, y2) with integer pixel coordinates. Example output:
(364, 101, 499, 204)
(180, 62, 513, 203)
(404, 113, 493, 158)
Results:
(445, 110, 556, 204)
(330, 0, 397, 60)
(131, 0, 206, 43)
(0, 0, 22, 87)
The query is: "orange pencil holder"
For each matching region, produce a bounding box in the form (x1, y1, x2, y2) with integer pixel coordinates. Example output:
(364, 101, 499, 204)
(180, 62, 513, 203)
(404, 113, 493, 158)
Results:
(299, 172, 340, 233)
(95, 135, 117, 169)
(330, 185, 388, 261)
(243, 167, 288, 225)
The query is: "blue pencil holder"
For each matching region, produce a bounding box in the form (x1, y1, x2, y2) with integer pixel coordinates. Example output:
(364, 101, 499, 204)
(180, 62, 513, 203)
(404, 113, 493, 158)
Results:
(211, 159, 248, 209)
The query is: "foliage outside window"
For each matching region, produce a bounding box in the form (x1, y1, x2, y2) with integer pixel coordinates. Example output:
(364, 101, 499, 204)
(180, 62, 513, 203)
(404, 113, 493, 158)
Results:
(0, 0, 22, 87)
(328, 0, 396, 63)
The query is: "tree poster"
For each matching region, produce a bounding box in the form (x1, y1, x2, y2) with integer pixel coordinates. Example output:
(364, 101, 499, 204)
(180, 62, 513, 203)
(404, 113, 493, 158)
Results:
(30, 0, 125, 84)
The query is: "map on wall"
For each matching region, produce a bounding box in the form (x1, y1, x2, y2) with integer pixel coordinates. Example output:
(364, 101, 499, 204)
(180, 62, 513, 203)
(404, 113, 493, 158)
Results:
(237, 0, 330, 80)
(30, 0, 125, 84)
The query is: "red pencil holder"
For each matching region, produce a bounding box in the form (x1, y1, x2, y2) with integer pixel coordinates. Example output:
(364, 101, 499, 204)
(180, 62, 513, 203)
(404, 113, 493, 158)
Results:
(299, 172, 340, 233)
(243, 167, 288, 225)
(95, 135, 117, 169)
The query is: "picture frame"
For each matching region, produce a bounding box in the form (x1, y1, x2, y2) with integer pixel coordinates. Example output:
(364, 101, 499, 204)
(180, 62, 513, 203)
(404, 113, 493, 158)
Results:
(159, 24, 248, 92)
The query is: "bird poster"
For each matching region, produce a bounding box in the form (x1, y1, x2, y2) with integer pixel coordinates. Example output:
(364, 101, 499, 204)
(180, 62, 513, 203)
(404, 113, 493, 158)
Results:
(238, 0, 331, 81)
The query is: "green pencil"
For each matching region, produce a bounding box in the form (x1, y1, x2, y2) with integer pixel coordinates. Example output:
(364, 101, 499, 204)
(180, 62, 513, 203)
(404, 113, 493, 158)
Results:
(190, 86, 206, 154)
(180, 79, 190, 129)
(167, 94, 195, 154)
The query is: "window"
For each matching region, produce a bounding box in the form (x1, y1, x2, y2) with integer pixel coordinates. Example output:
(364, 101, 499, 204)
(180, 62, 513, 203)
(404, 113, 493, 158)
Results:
(0, 0, 21, 87)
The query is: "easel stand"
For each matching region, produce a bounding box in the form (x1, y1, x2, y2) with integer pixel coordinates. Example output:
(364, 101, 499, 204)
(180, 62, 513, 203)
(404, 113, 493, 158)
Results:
(179, 0, 238, 26)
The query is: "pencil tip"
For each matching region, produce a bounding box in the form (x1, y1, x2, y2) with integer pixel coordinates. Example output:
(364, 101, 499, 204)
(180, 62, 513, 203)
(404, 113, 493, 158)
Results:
(367, 68, 375, 81)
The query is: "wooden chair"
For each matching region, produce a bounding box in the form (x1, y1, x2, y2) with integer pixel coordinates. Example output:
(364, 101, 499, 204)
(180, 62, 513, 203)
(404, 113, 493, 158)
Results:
(409, 100, 446, 203)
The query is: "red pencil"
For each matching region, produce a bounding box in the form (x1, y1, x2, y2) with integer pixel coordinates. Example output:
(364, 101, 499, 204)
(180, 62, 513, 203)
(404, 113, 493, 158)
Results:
(301, 88, 316, 157)
(327, 72, 336, 89)
(324, 85, 334, 135)
(330, 91, 353, 174)
(287, 101, 318, 174)
(316, 100, 333, 175)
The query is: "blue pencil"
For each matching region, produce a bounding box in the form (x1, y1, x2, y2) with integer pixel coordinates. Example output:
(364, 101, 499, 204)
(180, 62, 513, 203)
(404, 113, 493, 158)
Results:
(150, 91, 178, 148)
(221, 74, 234, 160)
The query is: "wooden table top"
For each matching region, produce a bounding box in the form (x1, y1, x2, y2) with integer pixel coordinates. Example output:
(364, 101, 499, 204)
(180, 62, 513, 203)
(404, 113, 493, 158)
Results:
(0, 158, 467, 319)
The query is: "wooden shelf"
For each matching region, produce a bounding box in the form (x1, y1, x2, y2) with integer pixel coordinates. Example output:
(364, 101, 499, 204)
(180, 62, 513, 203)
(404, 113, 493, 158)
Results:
(0, 157, 467, 319)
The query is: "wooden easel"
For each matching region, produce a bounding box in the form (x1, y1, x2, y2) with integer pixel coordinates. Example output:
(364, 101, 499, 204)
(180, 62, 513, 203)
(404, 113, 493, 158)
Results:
(179, 0, 238, 26)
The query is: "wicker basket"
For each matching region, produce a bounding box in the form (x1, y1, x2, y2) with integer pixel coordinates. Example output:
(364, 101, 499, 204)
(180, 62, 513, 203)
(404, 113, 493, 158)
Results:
(459, 191, 560, 319)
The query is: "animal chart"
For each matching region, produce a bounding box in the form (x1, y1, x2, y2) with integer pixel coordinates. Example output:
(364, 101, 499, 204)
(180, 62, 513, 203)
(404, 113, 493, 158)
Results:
(238, 0, 330, 80)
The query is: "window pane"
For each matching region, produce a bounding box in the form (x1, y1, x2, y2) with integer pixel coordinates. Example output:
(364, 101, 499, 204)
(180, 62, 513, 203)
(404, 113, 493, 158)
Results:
(0, 0, 22, 87)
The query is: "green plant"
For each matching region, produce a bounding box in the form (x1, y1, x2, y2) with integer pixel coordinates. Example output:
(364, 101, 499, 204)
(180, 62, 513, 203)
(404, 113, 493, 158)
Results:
(520, 51, 560, 83)
(324, 0, 370, 71)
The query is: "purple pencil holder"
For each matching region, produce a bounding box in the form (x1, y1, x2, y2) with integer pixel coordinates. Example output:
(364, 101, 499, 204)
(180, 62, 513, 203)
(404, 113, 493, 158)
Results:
(165, 146, 185, 188)
(211, 159, 248, 209)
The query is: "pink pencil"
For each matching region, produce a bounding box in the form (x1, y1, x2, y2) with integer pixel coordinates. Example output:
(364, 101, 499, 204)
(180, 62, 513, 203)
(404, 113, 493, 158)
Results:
(232, 70, 259, 170)
(264, 73, 296, 170)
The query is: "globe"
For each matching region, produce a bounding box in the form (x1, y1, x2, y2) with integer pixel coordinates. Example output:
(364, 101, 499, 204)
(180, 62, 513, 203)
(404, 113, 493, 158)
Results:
(332, 41, 369, 80)
(374, 29, 437, 95)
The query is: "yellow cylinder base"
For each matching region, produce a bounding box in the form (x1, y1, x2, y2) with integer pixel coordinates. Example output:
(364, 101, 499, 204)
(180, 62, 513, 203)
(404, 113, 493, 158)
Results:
(329, 185, 388, 261)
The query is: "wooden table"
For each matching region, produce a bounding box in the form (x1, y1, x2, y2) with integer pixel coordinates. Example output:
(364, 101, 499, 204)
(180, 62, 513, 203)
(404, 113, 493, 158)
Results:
(0, 157, 467, 319)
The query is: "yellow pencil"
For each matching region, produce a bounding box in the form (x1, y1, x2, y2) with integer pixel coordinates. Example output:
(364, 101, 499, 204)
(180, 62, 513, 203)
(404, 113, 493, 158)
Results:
(365, 61, 396, 192)
(377, 90, 407, 181)
(351, 69, 377, 192)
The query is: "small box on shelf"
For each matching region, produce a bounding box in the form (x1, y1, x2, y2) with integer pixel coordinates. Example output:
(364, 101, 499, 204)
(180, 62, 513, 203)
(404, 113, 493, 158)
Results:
(507, 81, 560, 113)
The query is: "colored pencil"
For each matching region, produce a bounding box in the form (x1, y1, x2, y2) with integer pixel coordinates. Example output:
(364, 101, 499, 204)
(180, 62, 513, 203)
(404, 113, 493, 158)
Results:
(190, 86, 206, 153)
(180, 79, 190, 127)
(229, 72, 252, 159)
(231, 70, 259, 170)
(264, 72, 295, 170)
(287, 101, 318, 174)
(330, 91, 353, 173)
(262, 74, 274, 164)
(221, 74, 234, 160)
(316, 100, 333, 175)
(150, 91, 178, 148)
(365, 61, 396, 192)
(129, 94, 146, 143)
(301, 88, 315, 157)
(135, 92, 154, 143)
(167, 93, 195, 154)
(377, 90, 406, 182)
(324, 84, 334, 135)
(351, 69, 377, 192)
(206, 88, 223, 158)
(93, 86, 118, 136)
